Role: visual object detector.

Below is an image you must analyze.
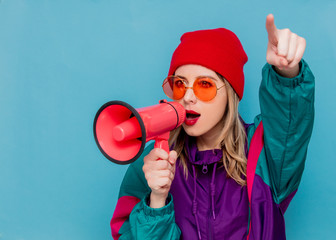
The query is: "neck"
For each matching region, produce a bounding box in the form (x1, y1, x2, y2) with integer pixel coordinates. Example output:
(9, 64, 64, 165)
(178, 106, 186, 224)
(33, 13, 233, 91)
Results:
(196, 128, 222, 151)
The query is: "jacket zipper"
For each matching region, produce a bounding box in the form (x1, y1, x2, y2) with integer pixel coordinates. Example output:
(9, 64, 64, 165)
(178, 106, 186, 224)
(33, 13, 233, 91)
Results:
(208, 166, 213, 240)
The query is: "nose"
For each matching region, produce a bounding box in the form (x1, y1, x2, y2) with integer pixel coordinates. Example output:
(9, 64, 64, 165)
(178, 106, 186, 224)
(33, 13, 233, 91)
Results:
(183, 87, 197, 104)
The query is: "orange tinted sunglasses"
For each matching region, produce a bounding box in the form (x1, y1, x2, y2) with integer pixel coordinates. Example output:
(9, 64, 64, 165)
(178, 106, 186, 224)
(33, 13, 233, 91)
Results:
(162, 76, 225, 102)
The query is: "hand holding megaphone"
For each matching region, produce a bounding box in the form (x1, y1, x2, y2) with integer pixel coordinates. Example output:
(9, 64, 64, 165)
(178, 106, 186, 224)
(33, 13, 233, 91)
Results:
(93, 99, 186, 165)
(143, 147, 178, 208)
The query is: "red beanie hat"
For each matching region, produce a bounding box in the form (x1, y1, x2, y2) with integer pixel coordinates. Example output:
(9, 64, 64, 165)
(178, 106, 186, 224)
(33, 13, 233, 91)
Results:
(168, 28, 248, 100)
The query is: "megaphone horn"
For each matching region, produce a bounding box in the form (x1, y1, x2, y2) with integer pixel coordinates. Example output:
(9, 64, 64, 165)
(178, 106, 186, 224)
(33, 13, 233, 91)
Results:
(93, 100, 186, 165)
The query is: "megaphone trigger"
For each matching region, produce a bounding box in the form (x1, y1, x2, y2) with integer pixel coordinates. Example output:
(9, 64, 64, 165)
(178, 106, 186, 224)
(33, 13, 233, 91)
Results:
(153, 132, 170, 154)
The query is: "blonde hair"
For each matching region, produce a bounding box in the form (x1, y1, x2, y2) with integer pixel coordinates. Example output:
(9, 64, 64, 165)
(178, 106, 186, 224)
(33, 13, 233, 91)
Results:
(168, 75, 247, 186)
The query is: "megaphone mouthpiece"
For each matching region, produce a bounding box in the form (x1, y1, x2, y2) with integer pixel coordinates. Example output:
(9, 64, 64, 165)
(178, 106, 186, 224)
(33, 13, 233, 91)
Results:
(163, 101, 186, 128)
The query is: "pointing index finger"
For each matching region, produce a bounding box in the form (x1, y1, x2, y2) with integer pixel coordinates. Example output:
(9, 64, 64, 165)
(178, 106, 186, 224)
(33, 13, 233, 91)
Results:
(266, 14, 278, 45)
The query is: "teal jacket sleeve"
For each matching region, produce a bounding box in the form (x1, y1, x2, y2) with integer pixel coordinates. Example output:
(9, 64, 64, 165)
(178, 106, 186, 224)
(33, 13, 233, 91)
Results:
(253, 59, 315, 204)
(126, 193, 181, 240)
(111, 143, 181, 240)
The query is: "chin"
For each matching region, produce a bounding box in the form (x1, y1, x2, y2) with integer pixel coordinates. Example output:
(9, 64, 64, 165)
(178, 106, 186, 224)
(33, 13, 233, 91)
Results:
(182, 124, 202, 137)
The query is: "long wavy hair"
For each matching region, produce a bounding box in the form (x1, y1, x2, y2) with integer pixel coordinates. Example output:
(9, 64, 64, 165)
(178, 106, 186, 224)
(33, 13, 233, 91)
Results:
(168, 74, 247, 186)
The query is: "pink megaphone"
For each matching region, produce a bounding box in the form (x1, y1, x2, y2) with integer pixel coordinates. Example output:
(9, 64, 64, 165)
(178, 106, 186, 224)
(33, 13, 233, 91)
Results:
(93, 100, 186, 164)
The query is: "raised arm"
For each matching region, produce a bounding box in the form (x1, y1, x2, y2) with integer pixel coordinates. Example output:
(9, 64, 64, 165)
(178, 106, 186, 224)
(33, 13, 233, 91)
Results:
(256, 14, 315, 204)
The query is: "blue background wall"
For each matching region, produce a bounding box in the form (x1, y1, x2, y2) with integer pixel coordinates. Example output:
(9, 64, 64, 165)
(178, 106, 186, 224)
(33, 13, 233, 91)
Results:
(1, 0, 335, 239)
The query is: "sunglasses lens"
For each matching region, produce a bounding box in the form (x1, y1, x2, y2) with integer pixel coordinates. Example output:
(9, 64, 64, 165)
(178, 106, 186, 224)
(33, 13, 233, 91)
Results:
(172, 78, 186, 100)
(194, 78, 217, 101)
(162, 76, 185, 100)
(162, 78, 174, 99)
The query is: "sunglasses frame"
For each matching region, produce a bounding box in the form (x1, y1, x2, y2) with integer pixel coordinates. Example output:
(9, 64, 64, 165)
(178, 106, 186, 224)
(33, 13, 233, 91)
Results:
(162, 75, 226, 102)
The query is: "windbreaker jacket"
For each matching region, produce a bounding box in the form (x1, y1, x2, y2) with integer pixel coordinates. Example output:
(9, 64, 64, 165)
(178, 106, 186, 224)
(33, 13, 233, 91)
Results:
(110, 60, 315, 240)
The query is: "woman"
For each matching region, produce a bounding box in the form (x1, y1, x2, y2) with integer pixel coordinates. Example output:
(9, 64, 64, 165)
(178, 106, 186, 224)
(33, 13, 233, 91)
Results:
(110, 14, 315, 240)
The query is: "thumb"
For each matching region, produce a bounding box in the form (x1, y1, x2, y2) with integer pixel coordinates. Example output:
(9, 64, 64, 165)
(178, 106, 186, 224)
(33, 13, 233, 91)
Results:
(168, 150, 178, 165)
(267, 51, 288, 69)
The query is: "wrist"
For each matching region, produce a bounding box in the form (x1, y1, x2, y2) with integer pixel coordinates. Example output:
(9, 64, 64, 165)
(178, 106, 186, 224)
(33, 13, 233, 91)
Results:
(149, 192, 168, 208)
(273, 64, 300, 78)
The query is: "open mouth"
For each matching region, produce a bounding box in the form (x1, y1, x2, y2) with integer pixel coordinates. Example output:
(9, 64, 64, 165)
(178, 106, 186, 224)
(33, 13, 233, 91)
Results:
(186, 112, 201, 119)
(186, 110, 200, 118)
(185, 110, 201, 126)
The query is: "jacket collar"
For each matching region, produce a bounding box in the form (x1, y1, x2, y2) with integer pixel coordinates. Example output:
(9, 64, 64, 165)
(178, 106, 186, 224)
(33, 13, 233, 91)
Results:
(185, 136, 223, 165)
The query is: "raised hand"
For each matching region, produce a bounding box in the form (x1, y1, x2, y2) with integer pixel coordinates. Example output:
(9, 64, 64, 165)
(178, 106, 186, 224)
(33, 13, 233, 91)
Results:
(266, 14, 306, 78)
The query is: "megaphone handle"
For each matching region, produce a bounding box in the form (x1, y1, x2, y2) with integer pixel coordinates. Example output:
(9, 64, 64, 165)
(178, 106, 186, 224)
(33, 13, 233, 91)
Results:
(154, 132, 170, 154)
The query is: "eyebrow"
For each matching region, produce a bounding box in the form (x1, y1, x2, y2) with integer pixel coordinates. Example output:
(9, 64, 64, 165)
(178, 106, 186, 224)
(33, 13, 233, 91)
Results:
(175, 75, 187, 79)
(198, 75, 219, 82)
(175, 75, 219, 82)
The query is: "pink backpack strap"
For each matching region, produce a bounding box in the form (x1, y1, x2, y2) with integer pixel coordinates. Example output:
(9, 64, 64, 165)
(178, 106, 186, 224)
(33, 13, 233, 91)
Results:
(246, 121, 264, 240)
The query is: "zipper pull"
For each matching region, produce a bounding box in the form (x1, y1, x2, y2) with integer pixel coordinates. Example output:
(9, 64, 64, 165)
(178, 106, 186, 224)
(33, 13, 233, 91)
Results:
(202, 165, 208, 174)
